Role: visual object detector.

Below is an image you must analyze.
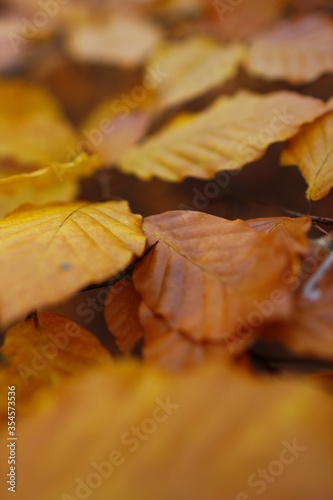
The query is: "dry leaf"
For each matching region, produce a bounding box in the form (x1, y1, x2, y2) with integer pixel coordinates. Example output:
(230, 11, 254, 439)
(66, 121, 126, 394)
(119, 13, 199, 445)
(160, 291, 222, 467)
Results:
(119, 90, 326, 181)
(133, 211, 296, 343)
(244, 13, 333, 84)
(65, 12, 161, 68)
(0, 312, 112, 423)
(0, 201, 146, 326)
(246, 216, 312, 255)
(0, 79, 79, 167)
(281, 97, 333, 200)
(0, 153, 102, 217)
(83, 98, 154, 165)
(140, 302, 232, 370)
(147, 37, 245, 109)
(104, 279, 144, 354)
(4, 360, 333, 499)
(263, 265, 333, 360)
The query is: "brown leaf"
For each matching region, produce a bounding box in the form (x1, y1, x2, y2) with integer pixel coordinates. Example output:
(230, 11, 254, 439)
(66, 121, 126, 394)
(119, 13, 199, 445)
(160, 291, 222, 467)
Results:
(83, 98, 154, 165)
(133, 212, 296, 343)
(244, 13, 333, 84)
(119, 90, 326, 181)
(140, 302, 233, 371)
(281, 97, 333, 200)
(0, 201, 146, 326)
(104, 279, 144, 354)
(263, 264, 333, 360)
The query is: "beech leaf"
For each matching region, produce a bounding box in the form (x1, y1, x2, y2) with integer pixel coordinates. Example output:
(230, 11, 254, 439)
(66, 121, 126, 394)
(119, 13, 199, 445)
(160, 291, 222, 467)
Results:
(0, 201, 146, 326)
(119, 90, 326, 181)
(0, 312, 113, 423)
(281, 98, 333, 200)
(244, 13, 333, 84)
(5, 361, 333, 500)
(133, 212, 300, 342)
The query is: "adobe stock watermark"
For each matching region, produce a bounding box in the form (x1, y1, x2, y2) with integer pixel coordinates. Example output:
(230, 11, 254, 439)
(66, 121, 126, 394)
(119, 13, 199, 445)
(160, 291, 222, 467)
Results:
(224, 243, 328, 354)
(178, 105, 296, 211)
(7, 0, 70, 53)
(213, 0, 245, 21)
(236, 438, 307, 499)
(61, 396, 179, 500)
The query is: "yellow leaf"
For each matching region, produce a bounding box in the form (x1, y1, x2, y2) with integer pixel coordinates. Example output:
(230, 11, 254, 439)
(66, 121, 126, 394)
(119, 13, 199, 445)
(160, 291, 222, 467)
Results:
(0, 313, 112, 424)
(4, 360, 333, 499)
(0, 154, 102, 217)
(147, 37, 245, 109)
(119, 90, 326, 181)
(0, 79, 80, 167)
(0, 201, 146, 326)
(133, 212, 299, 342)
(244, 13, 333, 84)
(281, 98, 333, 200)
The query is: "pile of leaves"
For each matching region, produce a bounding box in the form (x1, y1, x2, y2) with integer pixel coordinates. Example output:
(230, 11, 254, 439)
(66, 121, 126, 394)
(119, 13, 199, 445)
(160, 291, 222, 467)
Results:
(0, 0, 333, 499)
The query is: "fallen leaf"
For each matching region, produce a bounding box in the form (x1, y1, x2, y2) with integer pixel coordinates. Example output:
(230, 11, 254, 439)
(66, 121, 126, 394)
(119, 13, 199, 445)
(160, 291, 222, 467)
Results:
(246, 216, 312, 256)
(119, 90, 326, 181)
(133, 211, 296, 342)
(104, 279, 144, 354)
(83, 98, 154, 164)
(4, 360, 333, 500)
(244, 13, 333, 83)
(140, 302, 233, 370)
(263, 265, 333, 360)
(0, 313, 112, 423)
(65, 12, 161, 68)
(147, 37, 245, 109)
(0, 79, 80, 167)
(280, 97, 333, 200)
(0, 154, 102, 217)
(0, 201, 146, 326)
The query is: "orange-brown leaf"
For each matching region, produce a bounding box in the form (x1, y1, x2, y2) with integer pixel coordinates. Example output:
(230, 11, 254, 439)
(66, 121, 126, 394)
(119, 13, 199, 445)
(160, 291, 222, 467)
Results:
(133, 212, 296, 342)
(104, 279, 144, 354)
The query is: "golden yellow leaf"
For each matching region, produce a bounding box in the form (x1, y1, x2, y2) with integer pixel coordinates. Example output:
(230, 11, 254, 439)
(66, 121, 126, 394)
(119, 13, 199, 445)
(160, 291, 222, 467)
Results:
(0, 79, 79, 167)
(146, 37, 245, 108)
(4, 360, 333, 499)
(0, 154, 102, 217)
(104, 279, 144, 354)
(119, 90, 326, 181)
(0, 313, 112, 423)
(133, 212, 297, 343)
(244, 13, 333, 84)
(0, 201, 146, 326)
(281, 98, 333, 200)
(65, 12, 161, 68)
